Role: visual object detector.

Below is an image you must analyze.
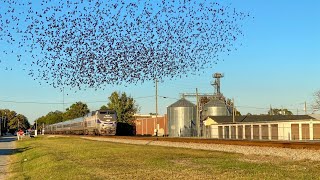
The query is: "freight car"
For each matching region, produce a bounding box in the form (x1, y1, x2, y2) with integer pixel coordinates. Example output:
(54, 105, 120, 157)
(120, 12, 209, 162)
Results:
(46, 110, 117, 135)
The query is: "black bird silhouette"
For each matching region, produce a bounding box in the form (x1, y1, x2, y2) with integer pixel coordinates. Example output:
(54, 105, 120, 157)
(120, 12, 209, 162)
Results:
(0, 0, 250, 90)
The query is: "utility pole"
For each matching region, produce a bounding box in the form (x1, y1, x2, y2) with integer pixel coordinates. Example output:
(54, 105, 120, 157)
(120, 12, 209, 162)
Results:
(232, 98, 235, 123)
(196, 88, 199, 137)
(4, 116, 6, 134)
(155, 79, 158, 136)
(1, 113, 7, 136)
(305, 101, 307, 115)
(63, 86, 65, 112)
(35, 120, 38, 136)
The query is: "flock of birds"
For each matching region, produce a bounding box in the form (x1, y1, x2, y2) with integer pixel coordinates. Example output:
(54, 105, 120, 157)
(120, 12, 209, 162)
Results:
(0, 0, 249, 90)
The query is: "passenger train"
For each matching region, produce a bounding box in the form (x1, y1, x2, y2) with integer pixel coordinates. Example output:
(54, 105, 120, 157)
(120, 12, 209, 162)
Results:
(45, 110, 117, 135)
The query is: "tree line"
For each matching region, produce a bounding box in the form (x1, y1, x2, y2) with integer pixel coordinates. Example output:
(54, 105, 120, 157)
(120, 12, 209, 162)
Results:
(36, 101, 90, 126)
(0, 109, 30, 134)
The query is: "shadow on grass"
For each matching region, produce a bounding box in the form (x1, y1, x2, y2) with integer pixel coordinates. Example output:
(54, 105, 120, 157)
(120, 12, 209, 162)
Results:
(0, 135, 33, 157)
(0, 147, 33, 156)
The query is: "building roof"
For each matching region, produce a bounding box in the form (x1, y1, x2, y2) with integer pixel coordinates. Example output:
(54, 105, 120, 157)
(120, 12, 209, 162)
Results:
(309, 114, 320, 120)
(206, 115, 316, 124)
(168, 98, 196, 108)
(204, 98, 227, 107)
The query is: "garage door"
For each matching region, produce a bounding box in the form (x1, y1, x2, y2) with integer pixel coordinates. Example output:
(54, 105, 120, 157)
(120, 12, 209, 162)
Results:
(218, 126, 223, 139)
(238, 125, 243, 140)
(314, 124, 320, 140)
(301, 124, 310, 140)
(291, 124, 299, 140)
(253, 125, 259, 140)
(245, 125, 251, 140)
(224, 126, 229, 139)
(271, 124, 278, 140)
(261, 125, 269, 140)
(231, 126, 236, 139)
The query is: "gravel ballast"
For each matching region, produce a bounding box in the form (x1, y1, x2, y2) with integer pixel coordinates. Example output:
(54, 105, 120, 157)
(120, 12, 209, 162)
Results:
(81, 136, 320, 161)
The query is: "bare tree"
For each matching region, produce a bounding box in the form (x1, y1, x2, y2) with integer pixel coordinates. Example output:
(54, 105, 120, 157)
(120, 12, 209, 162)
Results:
(313, 90, 320, 112)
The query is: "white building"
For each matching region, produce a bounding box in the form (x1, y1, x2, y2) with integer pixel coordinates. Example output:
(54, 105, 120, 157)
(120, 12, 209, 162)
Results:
(203, 115, 320, 141)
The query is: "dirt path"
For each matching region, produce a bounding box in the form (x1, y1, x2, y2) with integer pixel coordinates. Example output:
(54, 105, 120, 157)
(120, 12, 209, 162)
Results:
(0, 135, 16, 180)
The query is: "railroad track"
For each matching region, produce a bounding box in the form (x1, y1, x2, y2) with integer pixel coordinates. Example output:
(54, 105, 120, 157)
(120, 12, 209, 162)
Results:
(83, 135, 320, 150)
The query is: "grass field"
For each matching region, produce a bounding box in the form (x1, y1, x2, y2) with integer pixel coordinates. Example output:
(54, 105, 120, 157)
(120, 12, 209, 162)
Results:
(8, 136, 320, 180)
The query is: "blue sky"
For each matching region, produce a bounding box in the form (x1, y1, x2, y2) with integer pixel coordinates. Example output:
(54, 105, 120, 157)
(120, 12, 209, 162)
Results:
(0, 0, 320, 123)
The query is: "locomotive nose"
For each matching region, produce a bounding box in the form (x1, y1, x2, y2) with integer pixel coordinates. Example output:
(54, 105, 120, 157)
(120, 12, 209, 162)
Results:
(102, 122, 115, 127)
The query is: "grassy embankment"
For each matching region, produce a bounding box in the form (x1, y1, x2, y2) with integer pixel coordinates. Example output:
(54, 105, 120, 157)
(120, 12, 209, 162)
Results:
(8, 136, 320, 180)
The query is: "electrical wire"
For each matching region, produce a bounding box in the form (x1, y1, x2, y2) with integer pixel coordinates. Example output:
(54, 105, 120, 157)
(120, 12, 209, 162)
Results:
(0, 99, 62, 104)
(0, 96, 313, 114)
(0, 95, 156, 105)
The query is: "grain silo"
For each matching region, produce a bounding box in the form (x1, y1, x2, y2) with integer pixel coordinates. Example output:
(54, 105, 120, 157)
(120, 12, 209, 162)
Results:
(202, 98, 232, 118)
(167, 98, 196, 137)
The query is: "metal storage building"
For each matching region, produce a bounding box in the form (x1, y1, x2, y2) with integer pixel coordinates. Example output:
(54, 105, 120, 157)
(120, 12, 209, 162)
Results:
(167, 98, 196, 137)
(202, 98, 231, 117)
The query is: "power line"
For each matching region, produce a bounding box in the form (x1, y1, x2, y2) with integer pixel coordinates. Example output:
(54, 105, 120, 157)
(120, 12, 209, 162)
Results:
(158, 95, 180, 100)
(0, 99, 62, 105)
(0, 95, 155, 105)
(0, 97, 314, 114)
(134, 95, 155, 99)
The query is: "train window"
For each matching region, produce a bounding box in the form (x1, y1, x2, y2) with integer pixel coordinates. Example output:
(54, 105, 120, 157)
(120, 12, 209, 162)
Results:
(100, 110, 115, 115)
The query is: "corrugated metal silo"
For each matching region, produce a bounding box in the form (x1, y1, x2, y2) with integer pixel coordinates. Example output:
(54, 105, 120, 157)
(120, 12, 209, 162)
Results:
(202, 98, 231, 118)
(167, 98, 196, 137)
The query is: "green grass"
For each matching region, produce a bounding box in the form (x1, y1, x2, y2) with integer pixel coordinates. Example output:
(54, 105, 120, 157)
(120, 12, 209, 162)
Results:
(8, 136, 320, 180)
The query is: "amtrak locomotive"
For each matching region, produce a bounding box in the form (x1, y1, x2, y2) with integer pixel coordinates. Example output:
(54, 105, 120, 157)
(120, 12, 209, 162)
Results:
(46, 110, 117, 135)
